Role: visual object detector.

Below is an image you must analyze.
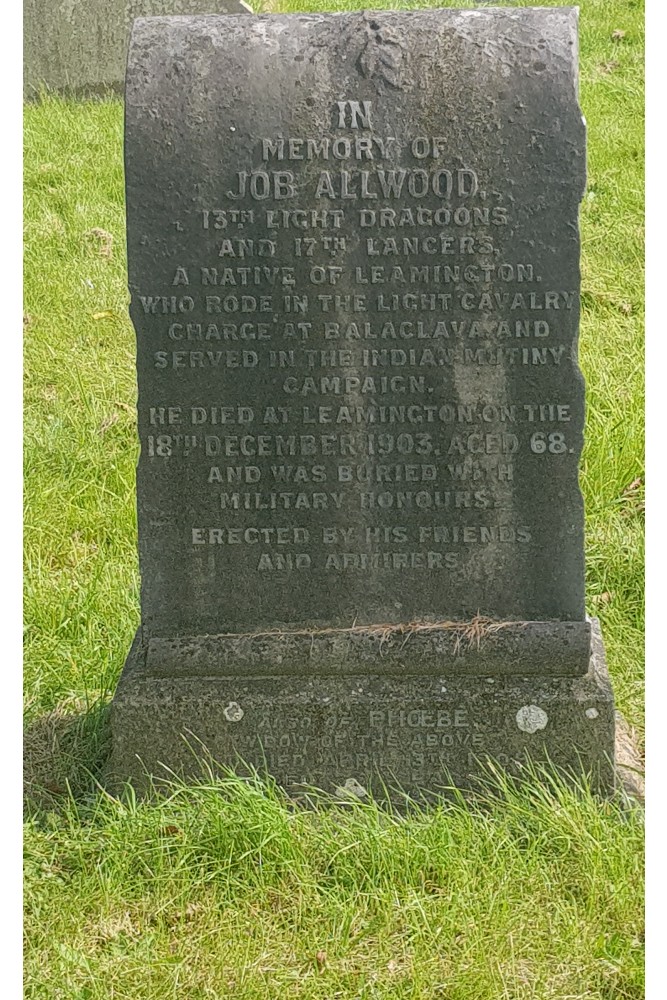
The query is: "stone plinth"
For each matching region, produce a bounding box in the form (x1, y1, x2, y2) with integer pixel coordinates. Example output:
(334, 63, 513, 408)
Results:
(109, 620, 614, 798)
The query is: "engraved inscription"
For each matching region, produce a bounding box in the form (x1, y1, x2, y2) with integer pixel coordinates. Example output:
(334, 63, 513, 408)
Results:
(227, 706, 486, 784)
(127, 13, 586, 632)
(136, 105, 579, 580)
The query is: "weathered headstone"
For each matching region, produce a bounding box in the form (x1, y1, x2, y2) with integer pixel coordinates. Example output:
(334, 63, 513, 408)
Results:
(23, 0, 251, 98)
(109, 8, 616, 798)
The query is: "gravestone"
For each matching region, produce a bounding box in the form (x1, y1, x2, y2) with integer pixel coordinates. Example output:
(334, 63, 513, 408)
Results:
(23, 0, 252, 98)
(109, 7, 616, 798)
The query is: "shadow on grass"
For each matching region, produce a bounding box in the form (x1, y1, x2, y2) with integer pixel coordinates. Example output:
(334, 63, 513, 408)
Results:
(23, 699, 111, 814)
(615, 710, 645, 804)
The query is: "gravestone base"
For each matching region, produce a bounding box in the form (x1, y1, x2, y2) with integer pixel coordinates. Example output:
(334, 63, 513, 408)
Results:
(108, 620, 615, 799)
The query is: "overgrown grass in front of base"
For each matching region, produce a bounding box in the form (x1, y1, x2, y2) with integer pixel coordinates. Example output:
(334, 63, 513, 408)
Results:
(24, 0, 644, 995)
(25, 767, 644, 1000)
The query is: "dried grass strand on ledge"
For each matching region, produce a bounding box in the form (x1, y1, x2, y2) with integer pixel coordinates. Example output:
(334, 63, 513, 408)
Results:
(205, 615, 534, 654)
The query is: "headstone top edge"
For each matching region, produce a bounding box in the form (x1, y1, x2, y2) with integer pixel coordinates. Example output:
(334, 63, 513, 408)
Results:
(127, 6, 582, 76)
(128, 6, 580, 30)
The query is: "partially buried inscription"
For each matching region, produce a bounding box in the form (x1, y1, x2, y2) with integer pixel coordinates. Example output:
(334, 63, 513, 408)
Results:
(126, 8, 587, 638)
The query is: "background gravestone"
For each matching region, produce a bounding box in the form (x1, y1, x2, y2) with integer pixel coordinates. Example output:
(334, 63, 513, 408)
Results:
(23, 0, 251, 98)
(109, 8, 615, 798)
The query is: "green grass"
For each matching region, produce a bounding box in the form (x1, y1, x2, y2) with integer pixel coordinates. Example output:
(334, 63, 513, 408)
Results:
(25, 768, 644, 999)
(24, 0, 644, 995)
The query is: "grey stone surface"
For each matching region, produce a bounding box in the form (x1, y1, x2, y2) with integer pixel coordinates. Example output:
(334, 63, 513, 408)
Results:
(23, 0, 251, 98)
(108, 619, 615, 798)
(126, 8, 587, 659)
(112, 8, 616, 796)
(144, 619, 592, 678)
